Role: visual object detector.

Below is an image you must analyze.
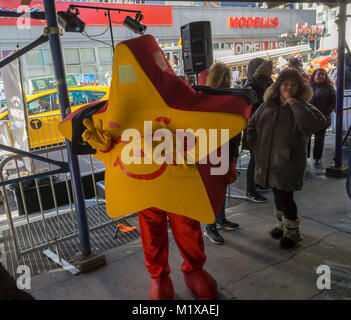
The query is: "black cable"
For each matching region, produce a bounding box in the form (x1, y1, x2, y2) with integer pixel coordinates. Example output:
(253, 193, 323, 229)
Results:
(82, 25, 110, 38)
(81, 32, 113, 48)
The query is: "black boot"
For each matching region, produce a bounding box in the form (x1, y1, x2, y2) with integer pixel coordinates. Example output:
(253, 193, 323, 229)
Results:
(280, 217, 303, 249)
(280, 237, 297, 249)
(270, 227, 283, 239)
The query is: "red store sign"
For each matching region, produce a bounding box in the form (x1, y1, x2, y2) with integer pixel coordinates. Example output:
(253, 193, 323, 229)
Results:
(228, 16, 279, 29)
(225, 41, 285, 54)
(0, 0, 173, 26)
(296, 23, 324, 36)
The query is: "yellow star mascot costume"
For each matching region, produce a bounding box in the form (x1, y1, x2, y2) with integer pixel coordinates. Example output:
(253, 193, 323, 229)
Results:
(59, 35, 254, 300)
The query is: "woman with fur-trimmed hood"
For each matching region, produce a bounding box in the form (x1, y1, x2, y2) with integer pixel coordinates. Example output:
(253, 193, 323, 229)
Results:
(247, 68, 326, 249)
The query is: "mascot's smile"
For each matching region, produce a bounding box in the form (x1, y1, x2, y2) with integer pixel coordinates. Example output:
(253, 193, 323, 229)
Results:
(113, 118, 179, 180)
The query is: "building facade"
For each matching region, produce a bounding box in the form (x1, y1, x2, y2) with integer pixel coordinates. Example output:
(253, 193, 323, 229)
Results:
(0, 1, 316, 86)
(300, 2, 351, 51)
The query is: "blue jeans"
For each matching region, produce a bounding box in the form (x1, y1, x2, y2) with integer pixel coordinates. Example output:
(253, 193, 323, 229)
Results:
(206, 201, 226, 229)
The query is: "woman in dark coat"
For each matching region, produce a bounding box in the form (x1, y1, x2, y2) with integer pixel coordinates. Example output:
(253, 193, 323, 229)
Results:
(247, 69, 326, 249)
(308, 68, 336, 166)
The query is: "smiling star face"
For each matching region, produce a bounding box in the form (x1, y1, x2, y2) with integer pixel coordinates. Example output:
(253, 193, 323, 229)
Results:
(58, 35, 252, 223)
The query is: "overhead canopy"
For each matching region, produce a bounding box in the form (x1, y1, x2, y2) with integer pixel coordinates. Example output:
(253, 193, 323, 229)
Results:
(214, 44, 312, 65)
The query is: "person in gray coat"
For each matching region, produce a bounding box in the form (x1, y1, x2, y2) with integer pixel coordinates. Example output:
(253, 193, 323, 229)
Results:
(247, 68, 326, 249)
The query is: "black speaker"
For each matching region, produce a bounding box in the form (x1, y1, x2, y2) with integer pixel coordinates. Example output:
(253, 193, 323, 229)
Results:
(181, 21, 213, 75)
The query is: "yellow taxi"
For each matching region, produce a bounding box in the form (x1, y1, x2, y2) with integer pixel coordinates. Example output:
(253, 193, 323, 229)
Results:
(311, 48, 337, 70)
(27, 86, 110, 149)
(1, 86, 109, 149)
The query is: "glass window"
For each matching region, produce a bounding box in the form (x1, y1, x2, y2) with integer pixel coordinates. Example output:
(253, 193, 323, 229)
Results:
(312, 50, 334, 59)
(51, 93, 60, 111)
(25, 50, 43, 66)
(68, 90, 89, 107)
(27, 95, 52, 115)
(100, 64, 113, 85)
(173, 52, 179, 66)
(213, 43, 219, 49)
(84, 90, 107, 103)
(27, 68, 47, 78)
(82, 65, 98, 77)
(220, 43, 224, 49)
(80, 48, 96, 64)
(66, 65, 82, 76)
(81, 66, 98, 84)
(45, 67, 54, 77)
(64, 48, 80, 65)
(43, 49, 52, 66)
(98, 47, 113, 64)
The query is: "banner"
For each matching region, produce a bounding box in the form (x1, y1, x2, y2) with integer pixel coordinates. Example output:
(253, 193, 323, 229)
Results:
(2, 50, 30, 152)
(0, 121, 12, 157)
(0, 1, 173, 26)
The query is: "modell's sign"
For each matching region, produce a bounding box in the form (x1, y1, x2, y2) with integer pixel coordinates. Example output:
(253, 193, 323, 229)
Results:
(296, 23, 324, 35)
(228, 17, 279, 29)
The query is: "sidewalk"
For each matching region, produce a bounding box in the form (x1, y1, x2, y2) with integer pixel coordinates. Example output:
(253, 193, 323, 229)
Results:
(30, 143, 351, 300)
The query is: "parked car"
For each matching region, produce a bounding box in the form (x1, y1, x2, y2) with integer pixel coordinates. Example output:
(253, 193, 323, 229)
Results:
(1, 86, 109, 150)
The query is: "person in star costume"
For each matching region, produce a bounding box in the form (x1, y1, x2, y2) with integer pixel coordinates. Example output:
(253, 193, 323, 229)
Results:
(59, 35, 254, 300)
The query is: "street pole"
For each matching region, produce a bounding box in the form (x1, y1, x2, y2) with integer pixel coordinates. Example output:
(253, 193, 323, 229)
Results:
(42, 1, 106, 270)
(334, 1, 346, 168)
(43, 0, 91, 257)
(326, 0, 348, 177)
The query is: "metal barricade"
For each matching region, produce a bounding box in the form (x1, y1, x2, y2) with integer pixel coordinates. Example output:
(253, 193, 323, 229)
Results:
(26, 113, 66, 151)
(0, 145, 138, 277)
(331, 89, 351, 137)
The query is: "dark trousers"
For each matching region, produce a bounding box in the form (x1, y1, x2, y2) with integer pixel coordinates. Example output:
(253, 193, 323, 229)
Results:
(307, 128, 327, 160)
(206, 201, 226, 229)
(272, 188, 297, 221)
(247, 151, 257, 194)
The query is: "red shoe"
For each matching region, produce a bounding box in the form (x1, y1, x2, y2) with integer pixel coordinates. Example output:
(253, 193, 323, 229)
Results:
(183, 269, 218, 300)
(149, 276, 175, 300)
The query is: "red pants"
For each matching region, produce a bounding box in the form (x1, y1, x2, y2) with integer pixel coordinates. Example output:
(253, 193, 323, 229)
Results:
(139, 208, 206, 278)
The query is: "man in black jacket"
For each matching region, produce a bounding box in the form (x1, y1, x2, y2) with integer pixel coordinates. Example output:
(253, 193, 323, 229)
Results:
(243, 58, 273, 202)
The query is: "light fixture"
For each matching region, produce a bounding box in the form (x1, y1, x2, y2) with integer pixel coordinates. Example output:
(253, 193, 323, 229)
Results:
(123, 13, 147, 35)
(57, 8, 85, 33)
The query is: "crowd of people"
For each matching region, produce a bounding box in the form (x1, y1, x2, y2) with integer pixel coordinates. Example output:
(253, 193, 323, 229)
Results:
(198, 56, 335, 250)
